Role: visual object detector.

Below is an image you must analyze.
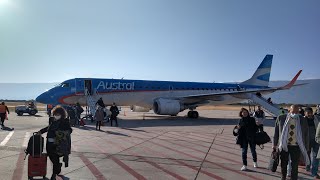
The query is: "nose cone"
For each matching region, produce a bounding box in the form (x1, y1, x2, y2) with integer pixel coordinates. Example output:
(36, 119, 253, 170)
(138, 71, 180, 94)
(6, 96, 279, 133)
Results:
(36, 92, 50, 104)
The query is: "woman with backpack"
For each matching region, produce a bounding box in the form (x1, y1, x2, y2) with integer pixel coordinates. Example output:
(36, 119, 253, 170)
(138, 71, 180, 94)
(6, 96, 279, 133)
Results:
(234, 108, 259, 171)
(38, 106, 72, 180)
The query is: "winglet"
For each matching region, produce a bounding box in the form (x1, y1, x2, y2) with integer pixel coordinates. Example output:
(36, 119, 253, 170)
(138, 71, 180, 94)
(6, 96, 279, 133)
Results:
(281, 70, 302, 89)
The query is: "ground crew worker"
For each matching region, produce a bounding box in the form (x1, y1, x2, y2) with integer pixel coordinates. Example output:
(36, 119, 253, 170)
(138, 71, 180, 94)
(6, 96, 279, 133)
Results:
(110, 102, 119, 127)
(0, 102, 10, 129)
(38, 106, 72, 180)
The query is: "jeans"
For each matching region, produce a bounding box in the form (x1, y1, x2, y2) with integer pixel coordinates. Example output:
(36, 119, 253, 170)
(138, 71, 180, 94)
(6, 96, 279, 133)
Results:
(47, 143, 62, 175)
(242, 140, 257, 166)
(96, 121, 101, 130)
(110, 115, 118, 127)
(307, 141, 320, 176)
(280, 146, 301, 180)
(0, 113, 5, 126)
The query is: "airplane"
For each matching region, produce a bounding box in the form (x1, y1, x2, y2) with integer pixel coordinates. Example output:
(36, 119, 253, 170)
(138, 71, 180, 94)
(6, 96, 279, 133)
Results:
(36, 54, 303, 118)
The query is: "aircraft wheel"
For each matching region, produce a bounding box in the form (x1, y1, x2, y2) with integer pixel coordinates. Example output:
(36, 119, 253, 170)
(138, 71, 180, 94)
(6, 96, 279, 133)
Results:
(187, 111, 193, 118)
(192, 111, 199, 118)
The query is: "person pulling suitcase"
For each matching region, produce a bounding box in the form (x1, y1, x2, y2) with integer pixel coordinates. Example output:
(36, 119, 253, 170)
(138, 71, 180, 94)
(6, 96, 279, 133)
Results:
(38, 106, 72, 180)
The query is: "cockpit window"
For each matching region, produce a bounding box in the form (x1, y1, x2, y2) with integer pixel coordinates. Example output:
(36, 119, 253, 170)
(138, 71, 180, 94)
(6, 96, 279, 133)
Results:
(61, 83, 70, 88)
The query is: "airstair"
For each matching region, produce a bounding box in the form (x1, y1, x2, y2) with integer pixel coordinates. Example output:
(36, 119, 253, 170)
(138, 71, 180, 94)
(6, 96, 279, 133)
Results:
(248, 94, 280, 117)
(85, 88, 98, 117)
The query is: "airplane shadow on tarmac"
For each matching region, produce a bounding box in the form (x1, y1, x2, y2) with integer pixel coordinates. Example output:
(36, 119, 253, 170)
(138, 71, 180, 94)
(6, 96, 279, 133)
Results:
(115, 117, 276, 129)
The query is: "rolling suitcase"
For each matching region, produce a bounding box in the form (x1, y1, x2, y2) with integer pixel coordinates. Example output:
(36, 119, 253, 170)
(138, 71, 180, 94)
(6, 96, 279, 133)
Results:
(27, 133, 47, 180)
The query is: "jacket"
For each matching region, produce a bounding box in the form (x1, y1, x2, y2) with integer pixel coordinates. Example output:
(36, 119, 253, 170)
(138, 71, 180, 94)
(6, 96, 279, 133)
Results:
(273, 114, 309, 151)
(236, 116, 258, 148)
(313, 116, 320, 158)
(40, 118, 72, 141)
(0, 105, 9, 114)
(94, 107, 104, 122)
(110, 106, 119, 116)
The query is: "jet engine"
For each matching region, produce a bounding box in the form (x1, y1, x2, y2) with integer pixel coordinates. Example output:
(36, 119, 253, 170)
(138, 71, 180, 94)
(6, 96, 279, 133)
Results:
(153, 98, 184, 115)
(130, 105, 151, 112)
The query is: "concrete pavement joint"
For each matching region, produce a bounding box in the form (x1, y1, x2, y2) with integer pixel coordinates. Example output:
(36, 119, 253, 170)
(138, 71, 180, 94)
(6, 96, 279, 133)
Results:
(194, 133, 218, 180)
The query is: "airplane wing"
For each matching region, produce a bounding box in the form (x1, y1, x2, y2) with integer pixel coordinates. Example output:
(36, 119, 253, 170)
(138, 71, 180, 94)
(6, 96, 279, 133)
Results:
(173, 70, 302, 105)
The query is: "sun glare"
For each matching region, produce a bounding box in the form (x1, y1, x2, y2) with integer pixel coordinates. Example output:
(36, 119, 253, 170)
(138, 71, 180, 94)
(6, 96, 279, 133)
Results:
(0, 0, 9, 5)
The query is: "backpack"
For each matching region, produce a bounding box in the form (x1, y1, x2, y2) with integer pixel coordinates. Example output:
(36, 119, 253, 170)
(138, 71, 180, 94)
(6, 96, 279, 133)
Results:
(25, 133, 44, 157)
(54, 130, 71, 157)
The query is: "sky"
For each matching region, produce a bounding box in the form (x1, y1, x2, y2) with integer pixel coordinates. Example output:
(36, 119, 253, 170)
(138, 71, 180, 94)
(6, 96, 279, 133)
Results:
(0, 0, 319, 83)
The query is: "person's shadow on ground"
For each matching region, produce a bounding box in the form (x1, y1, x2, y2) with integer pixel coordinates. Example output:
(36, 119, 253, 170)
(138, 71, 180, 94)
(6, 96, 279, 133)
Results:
(1, 126, 14, 131)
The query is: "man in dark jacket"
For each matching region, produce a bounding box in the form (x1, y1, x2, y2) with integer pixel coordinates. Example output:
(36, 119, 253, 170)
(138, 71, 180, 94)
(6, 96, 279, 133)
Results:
(273, 105, 310, 180)
(38, 106, 72, 180)
(110, 102, 119, 127)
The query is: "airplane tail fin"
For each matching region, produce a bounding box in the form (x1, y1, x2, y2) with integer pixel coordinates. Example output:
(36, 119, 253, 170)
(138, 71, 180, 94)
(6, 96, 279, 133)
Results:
(240, 54, 273, 87)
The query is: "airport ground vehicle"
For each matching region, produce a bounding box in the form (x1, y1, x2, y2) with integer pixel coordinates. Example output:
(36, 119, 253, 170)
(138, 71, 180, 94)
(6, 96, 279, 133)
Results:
(15, 101, 38, 116)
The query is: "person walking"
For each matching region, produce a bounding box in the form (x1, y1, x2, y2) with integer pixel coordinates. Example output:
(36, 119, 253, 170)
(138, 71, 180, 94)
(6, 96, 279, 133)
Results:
(235, 108, 259, 171)
(38, 106, 72, 180)
(95, 104, 104, 131)
(110, 103, 119, 127)
(253, 106, 265, 132)
(273, 105, 310, 180)
(0, 102, 10, 129)
(304, 107, 320, 178)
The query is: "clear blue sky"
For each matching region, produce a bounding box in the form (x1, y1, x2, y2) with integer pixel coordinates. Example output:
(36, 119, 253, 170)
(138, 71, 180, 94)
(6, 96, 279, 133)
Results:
(0, 0, 319, 83)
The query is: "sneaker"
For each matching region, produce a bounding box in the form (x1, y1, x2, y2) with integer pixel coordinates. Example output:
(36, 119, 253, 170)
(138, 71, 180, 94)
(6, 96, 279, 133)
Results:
(241, 165, 247, 171)
(253, 162, 258, 168)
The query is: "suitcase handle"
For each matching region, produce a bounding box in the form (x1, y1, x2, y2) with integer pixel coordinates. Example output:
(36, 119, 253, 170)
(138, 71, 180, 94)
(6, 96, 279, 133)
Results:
(32, 132, 43, 157)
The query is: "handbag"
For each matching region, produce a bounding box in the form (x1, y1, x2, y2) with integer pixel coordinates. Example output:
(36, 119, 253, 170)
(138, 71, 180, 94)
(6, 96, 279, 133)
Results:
(268, 149, 279, 172)
(233, 126, 239, 136)
(254, 130, 271, 146)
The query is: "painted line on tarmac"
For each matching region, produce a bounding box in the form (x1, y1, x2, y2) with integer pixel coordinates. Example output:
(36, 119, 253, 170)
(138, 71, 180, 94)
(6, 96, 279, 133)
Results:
(79, 154, 107, 180)
(88, 139, 148, 180)
(128, 151, 188, 180)
(93, 138, 149, 180)
(0, 131, 14, 146)
(138, 144, 224, 180)
(22, 132, 31, 147)
(111, 157, 147, 180)
(11, 151, 25, 180)
(149, 140, 263, 180)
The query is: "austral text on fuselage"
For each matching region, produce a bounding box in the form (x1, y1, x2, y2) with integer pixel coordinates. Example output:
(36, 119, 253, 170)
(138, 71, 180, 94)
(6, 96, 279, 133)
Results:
(97, 81, 135, 91)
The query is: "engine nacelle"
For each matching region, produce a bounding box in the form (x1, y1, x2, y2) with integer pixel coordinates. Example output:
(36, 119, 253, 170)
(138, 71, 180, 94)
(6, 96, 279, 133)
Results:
(153, 98, 183, 115)
(130, 105, 150, 112)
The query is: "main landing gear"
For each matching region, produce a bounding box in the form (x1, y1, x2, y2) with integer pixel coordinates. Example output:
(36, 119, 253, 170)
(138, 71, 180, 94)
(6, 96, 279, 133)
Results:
(187, 111, 199, 118)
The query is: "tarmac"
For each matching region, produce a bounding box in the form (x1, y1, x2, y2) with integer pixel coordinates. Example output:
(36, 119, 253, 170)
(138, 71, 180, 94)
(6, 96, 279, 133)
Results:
(0, 108, 314, 180)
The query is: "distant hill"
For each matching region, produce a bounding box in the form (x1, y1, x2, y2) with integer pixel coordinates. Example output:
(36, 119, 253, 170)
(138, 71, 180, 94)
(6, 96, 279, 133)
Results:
(0, 80, 318, 104)
(268, 79, 320, 104)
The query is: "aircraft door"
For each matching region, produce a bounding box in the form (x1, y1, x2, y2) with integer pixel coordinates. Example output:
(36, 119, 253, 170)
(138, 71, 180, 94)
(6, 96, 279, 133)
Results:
(75, 79, 84, 95)
(85, 80, 93, 95)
